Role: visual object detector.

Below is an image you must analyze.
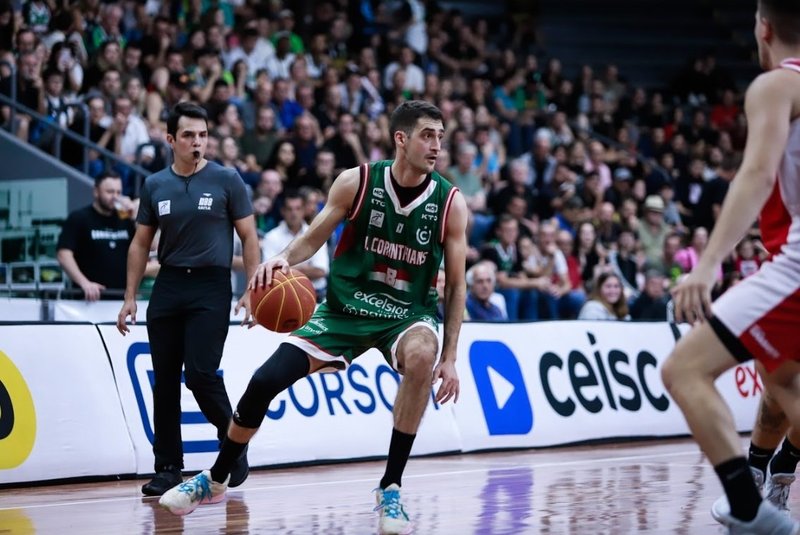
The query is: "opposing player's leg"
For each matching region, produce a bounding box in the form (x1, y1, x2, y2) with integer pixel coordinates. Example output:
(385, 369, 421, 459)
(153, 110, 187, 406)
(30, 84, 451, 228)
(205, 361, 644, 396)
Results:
(712, 373, 788, 520)
(760, 363, 800, 515)
(375, 323, 438, 535)
(661, 324, 799, 533)
(159, 343, 312, 515)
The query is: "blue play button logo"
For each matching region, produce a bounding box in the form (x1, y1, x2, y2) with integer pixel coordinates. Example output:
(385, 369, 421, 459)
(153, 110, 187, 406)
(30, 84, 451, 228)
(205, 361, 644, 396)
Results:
(470, 341, 533, 436)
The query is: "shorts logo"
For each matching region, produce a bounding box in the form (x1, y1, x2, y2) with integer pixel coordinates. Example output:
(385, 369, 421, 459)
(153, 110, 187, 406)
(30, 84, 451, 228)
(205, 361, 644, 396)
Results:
(158, 200, 171, 216)
(369, 210, 385, 228)
(470, 341, 533, 436)
(198, 194, 213, 211)
(416, 228, 431, 245)
(0, 350, 36, 469)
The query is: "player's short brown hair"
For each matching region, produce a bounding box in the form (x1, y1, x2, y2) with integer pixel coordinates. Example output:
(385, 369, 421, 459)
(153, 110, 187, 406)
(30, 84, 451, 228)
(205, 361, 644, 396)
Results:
(759, 0, 800, 45)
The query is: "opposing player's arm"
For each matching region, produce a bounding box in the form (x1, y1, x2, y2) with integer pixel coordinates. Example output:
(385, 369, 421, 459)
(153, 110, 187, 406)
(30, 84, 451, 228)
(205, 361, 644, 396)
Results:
(441, 190, 469, 363)
(696, 70, 792, 270)
(279, 166, 360, 266)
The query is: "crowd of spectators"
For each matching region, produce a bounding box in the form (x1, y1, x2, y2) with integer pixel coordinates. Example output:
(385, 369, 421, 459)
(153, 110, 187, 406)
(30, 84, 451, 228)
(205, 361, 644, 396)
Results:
(0, 0, 766, 322)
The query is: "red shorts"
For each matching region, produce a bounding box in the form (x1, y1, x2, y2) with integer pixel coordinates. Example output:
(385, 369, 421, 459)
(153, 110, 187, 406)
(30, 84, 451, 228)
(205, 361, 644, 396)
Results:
(711, 251, 800, 372)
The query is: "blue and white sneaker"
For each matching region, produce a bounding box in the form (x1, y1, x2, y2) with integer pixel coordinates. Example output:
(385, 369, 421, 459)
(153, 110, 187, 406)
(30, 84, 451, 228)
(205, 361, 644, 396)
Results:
(374, 484, 413, 534)
(159, 469, 228, 516)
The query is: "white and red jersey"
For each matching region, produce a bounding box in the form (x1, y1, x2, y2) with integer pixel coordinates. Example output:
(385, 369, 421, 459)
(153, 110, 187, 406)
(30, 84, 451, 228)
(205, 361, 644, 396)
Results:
(759, 59, 800, 258)
(709, 59, 800, 371)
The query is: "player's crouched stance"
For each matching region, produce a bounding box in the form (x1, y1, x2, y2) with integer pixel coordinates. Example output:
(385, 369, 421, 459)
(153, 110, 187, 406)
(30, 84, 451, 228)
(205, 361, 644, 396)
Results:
(160, 100, 468, 535)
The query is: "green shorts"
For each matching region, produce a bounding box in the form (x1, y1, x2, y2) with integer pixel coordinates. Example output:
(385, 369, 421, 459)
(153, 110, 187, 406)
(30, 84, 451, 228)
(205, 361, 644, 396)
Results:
(285, 302, 439, 370)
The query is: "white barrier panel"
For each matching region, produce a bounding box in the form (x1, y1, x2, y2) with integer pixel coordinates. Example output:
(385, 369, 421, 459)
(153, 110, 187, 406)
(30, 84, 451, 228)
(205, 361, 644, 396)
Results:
(54, 299, 248, 323)
(0, 298, 41, 321)
(452, 321, 759, 452)
(98, 325, 462, 474)
(0, 325, 136, 484)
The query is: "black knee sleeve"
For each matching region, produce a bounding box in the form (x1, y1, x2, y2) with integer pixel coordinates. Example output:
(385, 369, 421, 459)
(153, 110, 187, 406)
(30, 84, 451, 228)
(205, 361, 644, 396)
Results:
(233, 343, 310, 428)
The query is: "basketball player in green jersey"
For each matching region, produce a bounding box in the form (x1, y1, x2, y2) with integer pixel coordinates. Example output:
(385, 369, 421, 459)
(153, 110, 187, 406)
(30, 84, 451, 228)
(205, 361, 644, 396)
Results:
(160, 100, 468, 535)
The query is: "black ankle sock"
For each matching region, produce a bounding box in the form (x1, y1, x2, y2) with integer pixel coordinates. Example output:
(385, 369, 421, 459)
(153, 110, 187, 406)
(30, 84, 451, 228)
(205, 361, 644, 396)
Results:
(210, 438, 247, 483)
(715, 457, 762, 522)
(769, 438, 800, 475)
(379, 428, 416, 489)
(748, 443, 776, 475)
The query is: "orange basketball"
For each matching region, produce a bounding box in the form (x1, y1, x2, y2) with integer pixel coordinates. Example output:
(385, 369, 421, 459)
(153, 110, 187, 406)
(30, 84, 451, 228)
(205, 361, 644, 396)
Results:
(251, 268, 317, 333)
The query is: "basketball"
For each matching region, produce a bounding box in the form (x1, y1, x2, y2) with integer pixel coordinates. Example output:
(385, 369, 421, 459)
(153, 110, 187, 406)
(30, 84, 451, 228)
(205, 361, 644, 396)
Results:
(251, 269, 317, 333)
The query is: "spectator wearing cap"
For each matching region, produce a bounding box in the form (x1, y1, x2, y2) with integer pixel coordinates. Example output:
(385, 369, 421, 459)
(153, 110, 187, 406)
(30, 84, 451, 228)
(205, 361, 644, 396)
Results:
(383, 45, 425, 95)
(602, 166, 634, 210)
(637, 194, 671, 269)
(273, 9, 304, 54)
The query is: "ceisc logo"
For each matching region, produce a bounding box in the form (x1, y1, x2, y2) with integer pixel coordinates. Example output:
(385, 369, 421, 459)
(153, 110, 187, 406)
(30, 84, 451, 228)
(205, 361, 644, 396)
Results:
(469, 341, 533, 436)
(0, 350, 36, 469)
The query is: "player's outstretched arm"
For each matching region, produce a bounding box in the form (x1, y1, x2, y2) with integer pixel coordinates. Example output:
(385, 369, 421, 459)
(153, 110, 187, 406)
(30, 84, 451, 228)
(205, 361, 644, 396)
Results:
(251, 166, 360, 289)
(433, 190, 468, 404)
(672, 70, 793, 323)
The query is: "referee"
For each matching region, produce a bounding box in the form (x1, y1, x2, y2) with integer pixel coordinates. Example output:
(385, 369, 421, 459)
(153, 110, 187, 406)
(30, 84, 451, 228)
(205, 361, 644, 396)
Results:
(117, 102, 260, 496)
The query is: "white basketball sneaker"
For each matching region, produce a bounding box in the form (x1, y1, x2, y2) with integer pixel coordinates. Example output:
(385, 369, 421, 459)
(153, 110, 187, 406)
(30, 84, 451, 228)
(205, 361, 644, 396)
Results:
(374, 484, 413, 535)
(712, 467, 766, 523)
(765, 471, 797, 513)
(159, 469, 228, 516)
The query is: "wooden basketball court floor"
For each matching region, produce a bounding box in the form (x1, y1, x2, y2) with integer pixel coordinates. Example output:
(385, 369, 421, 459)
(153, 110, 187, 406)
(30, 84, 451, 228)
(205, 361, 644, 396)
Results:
(0, 436, 783, 534)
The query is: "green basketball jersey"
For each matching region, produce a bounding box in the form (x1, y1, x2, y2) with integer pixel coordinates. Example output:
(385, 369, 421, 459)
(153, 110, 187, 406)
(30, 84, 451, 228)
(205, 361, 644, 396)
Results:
(326, 161, 458, 320)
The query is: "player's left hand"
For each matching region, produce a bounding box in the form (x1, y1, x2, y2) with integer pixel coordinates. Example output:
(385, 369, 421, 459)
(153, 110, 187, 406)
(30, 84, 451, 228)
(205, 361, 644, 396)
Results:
(432, 359, 459, 404)
(234, 291, 255, 328)
(671, 267, 715, 324)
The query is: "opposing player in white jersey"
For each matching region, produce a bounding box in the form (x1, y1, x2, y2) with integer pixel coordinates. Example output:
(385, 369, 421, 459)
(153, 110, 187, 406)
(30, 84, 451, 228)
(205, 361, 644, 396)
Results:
(662, 1, 800, 533)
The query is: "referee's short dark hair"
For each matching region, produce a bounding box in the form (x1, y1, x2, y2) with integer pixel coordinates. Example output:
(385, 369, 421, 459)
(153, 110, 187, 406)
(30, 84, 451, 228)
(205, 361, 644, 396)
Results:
(167, 102, 208, 137)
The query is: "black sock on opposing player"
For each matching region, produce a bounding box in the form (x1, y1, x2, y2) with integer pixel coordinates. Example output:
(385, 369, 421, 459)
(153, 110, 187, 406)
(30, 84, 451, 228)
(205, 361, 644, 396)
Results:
(379, 428, 416, 489)
(748, 443, 776, 475)
(769, 438, 800, 475)
(715, 457, 762, 522)
(210, 438, 247, 484)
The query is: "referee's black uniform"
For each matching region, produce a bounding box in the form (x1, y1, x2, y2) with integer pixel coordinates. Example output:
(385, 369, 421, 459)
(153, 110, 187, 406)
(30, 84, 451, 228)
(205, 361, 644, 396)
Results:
(136, 161, 251, 491)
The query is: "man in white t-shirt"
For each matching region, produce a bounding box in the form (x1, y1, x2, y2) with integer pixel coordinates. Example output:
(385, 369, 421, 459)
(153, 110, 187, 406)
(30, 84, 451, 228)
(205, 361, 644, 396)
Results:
(261, 190, 329, 300)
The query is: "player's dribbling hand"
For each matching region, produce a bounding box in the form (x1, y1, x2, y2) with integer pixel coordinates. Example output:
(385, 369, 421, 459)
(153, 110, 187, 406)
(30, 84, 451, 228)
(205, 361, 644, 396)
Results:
(117, 300, 137, 335)
(249, 257, 290, 290)
(671, 268, 714, 325)
(432, 359, 459, 404)
(234, 291, 255, 328)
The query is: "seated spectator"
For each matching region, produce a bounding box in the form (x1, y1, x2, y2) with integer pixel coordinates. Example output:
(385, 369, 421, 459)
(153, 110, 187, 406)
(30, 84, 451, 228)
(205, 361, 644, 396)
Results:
(261, 191, 329, 301)
(647, 231, 684, 284)
(481, 215, 543, 320)
(607, 228, 641, 297)
(555, 230, 587, 318)
(465, 261, 507, 322)
(56, 172, 136, 301)
(733, 237, 763, 278)
(638, 194, 671, 268)
(629, 270, 669, 321)
(675, 226, 722, 281)
(578, 272, 631, 321)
